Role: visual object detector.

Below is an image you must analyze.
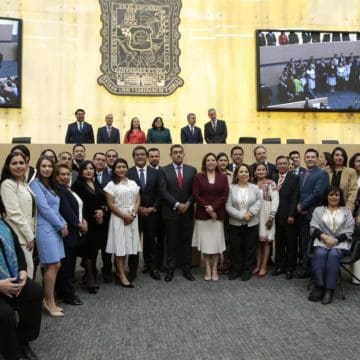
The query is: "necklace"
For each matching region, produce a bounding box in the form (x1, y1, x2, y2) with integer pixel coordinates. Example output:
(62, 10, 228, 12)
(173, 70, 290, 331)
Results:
(238, 186, 248, 209)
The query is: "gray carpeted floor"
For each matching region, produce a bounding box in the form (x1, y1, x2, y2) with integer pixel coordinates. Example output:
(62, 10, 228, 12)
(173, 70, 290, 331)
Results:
(30, 265, 360, 360)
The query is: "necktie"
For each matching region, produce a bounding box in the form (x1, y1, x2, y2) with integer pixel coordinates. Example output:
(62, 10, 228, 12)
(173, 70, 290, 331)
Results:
(191, 126, 194, 135)
(177, 166, 183, 188)
(212, 121, 216, 131)
(79, 123, 83, 132)
(107, 127, 111, 138)
(277, 174, 285, 190)
(139, 168, 145, 189)
(303, 169, 311, 185)
(97, 172, 102, 184)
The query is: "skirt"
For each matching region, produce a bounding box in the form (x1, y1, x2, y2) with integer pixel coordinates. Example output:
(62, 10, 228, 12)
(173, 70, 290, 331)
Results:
(192, 220, 226, 254)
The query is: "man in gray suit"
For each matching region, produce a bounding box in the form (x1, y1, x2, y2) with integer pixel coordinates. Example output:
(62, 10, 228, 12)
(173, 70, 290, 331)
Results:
(159, 145, 197, 282)
(96, 114, 120, 144)
(204, 108, 227, 143)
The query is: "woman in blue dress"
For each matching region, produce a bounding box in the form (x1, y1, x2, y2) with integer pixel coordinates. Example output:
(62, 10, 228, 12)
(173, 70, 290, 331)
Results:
(30, 155, 68, 317)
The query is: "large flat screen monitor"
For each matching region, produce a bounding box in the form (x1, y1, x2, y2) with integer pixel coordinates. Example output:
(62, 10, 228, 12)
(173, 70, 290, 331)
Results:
(256, 30, 360, 112)
(0, 17, 22, 108)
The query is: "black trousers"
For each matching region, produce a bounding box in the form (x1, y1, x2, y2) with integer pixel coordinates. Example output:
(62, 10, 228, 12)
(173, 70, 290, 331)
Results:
(228, 224, 258, 275)
(56, 246, 77, 301)
(0, 279, 43, 360)
(164, 214, 194, 272)
(275, 221, 298, 272)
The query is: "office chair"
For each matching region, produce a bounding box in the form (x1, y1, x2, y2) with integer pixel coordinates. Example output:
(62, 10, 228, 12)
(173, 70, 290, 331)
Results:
(12, 137, 31, 144)
(239, 137, 257, 144)
(322, 140, 339, 144)
(287, 139, 304, 144)
(262, 138, 281, 144)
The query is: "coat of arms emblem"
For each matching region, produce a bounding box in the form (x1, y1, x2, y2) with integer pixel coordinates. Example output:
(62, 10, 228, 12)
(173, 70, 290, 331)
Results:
(98, 0, 184, 96)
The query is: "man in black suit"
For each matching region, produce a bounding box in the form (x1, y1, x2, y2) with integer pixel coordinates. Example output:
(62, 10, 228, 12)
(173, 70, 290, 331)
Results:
(266, 31, 276, 45)
(72, 144, 86, 172)
(250, 145, 277, 180)
(159, 144, 197, 282)
(58, 151, 78, 185)
(105, 148, 118, 175)
(127, 146, 162, 281)
(65, 108, 95, 144)
(92, 152, 112, 282)
(96, 114, 120, 144)
(228, 146, 244, 172)
(180, 113, 203, 144)
(272, 156, 299, 279)
(289, 150, 306, 176)
(204, 108, 227, 143)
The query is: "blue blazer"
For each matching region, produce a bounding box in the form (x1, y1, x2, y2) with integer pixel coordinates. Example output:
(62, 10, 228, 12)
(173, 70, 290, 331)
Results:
(65, 122, 95, 144)
(180, 126, 203, 144)
(96, 126, 120, 144)
(299, 166, 329, 217)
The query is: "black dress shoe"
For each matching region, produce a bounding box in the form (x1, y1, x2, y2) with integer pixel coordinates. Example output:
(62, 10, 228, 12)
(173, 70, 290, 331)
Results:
(321, 289, 334, 305)
(295, 271, 311, 279)
(20, 342, 38, 360)
(142, 266, 149, 274)
(308, 286, 324, 302)
(87, 286, 98, 294)
(127, 272, 137, 282)
(271, 269, 285, 276)
(102, 272, 113, 283)
(63, 296, 83, 305)
(285, 271, 294, 280)
(228, 271, 239, 280)
(165, 271, 174, 282)
(149, 269, 161, 280)
(241, 272, 251, 281)
(183, 271, 195, 281)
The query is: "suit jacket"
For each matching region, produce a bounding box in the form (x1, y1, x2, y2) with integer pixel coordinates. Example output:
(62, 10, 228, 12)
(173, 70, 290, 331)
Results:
(192, 172, 229, 220)
(56, 183, 81, 248)
(204, 120, 227, 143)
(96, 126, 120, 144)
(293, 166, 306, 177)
(273, 172, 299, 225)
(127, 166, 160, 209)
(299, 166, 329, 218)
(325, 166, 358, 210)
(65, 122, 94, 144)
(95, 170, 112, 189)
(180, 126, 203, 144)
(159, 163, 197, 220)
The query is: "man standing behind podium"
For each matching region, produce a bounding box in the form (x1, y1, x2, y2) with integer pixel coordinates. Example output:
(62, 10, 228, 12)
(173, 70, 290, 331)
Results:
(204, 108, 227, 143)
(97, 114, 120, 144)
(159, 145, 197, 282)
(65, 109, 95, 144)
(180, 113, 203, 144)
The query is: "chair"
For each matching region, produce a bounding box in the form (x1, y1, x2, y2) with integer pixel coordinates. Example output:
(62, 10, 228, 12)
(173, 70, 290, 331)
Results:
(239, 137, 257, 144)
(322, 33, 330, 42)
(12, 137, 31, 144)
(322, 140, 339, 144)
(262, 138, 281, 144)
(287, 139, 304, 144)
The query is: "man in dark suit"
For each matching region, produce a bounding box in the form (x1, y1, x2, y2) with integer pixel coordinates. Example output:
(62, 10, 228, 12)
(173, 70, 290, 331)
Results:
(296, 148, 329, 278)
(289, 150, 306, 176)
(96, 113, 120, 144)
(127, 146, 162, 281)
(159, 144, 197, 282)
(266, 31, 276, 45)
(72, 144, 86, 172)
(105, 148, 118, 176)
(272, 156, 299, 279)
(92, 152, 112, 283)
(228, 146, 244, 172)
(250, 145, 277, 180)
(65, 108, 95, 144)
(180, 113, 203, 144)
(204, 108, 227, 143)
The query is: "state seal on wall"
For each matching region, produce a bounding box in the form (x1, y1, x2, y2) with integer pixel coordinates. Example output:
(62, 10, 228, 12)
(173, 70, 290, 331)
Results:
(98, 0, 184, 96)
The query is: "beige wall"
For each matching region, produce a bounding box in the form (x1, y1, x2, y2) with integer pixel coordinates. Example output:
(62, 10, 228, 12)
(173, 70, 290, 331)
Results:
(0, 1, 360, 144)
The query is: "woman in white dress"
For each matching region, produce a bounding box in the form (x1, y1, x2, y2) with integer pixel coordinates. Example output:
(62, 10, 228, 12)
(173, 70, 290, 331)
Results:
(104, 158, 141, 288)
(253, 163, 279, 278)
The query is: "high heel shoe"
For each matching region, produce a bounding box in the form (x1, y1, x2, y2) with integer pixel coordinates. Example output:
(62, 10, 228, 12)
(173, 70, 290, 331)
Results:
(257, 269, 267, 278)
(43, 300, 64, 317)
(252, 267, 260, 275)
(115, 277, 134, 288)
(211, 269, 219, 282)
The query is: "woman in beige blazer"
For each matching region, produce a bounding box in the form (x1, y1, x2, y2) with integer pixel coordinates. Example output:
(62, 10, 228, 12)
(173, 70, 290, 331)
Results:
(325, 147, 357, 211)
(0, 152, 36, 278)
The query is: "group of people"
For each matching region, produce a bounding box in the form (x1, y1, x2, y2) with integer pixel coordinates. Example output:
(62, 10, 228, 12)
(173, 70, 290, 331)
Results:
(64, 108, 228, 145)
(277, 53, 360, 104)
(1, 141, 360, 360)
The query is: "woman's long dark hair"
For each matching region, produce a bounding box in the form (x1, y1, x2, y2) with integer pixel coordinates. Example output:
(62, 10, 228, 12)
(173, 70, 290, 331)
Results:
(76, 160, 96, 183)
(41, 148, 58, 163)
(35, 155, 57, 192)
(324, 185, 345, 207)
(232, 164, 251, 185)
(201, 152, 217, 173)
(330, 146, 348, 170)
(152, 116, 164, 130)
(0, 152, 27, 183)
(111, 158, 129, 184)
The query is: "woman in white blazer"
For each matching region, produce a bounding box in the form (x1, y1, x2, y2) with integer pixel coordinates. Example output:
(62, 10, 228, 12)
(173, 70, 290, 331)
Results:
(0, 152, 36, 278)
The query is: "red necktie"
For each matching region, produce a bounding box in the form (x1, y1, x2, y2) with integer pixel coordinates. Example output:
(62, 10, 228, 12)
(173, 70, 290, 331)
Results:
(177, 166, 183, 188)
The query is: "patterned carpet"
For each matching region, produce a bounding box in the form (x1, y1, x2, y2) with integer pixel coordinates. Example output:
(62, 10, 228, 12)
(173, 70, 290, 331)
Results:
(30, 265, 360, 360)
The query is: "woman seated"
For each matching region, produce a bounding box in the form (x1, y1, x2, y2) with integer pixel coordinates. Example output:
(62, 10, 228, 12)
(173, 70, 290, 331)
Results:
(0, 218, 42, 360)
(309, 186, 354, 305)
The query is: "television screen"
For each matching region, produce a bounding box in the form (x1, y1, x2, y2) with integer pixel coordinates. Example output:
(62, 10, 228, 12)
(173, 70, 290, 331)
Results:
(256, 30, 360, 112)
(0, 17, 22, 108)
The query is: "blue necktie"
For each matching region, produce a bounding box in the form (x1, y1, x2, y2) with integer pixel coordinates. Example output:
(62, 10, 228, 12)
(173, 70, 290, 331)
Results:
(139, 168, 145, 189)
